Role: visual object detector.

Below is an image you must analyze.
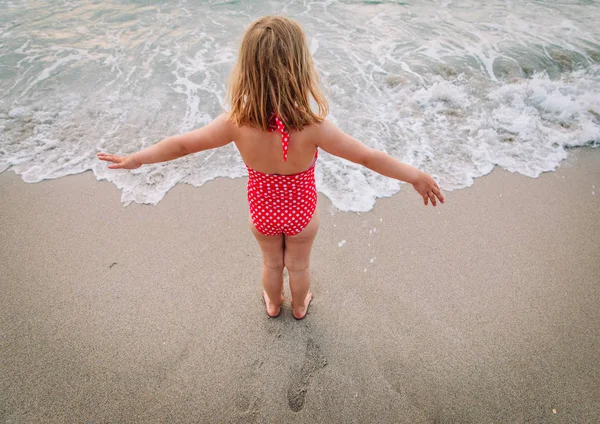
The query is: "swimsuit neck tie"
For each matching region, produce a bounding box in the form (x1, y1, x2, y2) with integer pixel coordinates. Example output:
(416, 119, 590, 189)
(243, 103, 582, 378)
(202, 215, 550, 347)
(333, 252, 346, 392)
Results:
(268, 113, 289, 162)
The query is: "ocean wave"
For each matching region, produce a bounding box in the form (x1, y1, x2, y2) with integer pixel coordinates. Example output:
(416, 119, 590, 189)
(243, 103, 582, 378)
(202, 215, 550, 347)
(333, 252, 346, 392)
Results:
(1, 0, 598, 210)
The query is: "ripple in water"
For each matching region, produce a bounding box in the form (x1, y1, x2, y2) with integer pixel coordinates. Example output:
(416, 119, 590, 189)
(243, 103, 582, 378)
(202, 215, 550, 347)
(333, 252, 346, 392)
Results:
(1, 0, 599, 210)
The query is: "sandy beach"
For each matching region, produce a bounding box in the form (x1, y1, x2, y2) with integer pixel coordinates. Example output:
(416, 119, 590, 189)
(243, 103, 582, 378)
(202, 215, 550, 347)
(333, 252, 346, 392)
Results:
(1, 148, 599, 423)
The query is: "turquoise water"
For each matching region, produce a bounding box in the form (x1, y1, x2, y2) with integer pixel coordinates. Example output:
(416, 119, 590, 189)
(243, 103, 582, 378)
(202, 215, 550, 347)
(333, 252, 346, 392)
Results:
(1, 0, 599, 210)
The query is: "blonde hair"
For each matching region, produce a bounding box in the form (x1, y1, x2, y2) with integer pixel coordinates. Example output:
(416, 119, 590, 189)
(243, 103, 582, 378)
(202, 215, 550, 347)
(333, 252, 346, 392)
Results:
(228, 16, 328, 132)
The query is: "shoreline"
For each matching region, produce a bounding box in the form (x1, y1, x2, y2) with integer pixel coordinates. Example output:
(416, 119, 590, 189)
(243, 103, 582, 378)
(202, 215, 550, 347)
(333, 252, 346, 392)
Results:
(1, 148, 599, 422)
(2, 145, 598, 210)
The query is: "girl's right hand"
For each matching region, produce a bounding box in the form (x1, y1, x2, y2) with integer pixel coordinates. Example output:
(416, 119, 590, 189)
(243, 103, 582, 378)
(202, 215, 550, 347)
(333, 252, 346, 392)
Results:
(97, 153, 141, 170)
(412, 172, 445, 207)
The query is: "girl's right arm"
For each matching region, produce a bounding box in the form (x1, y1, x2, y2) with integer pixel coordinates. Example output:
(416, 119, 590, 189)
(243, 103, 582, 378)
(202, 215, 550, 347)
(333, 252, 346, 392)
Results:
(316, 120, 444, 206)
(98, 114, 233, 170)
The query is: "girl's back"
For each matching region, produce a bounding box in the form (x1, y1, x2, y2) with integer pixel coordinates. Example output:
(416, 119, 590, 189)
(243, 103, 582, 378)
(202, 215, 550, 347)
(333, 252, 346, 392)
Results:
(232, 122, 319, 175)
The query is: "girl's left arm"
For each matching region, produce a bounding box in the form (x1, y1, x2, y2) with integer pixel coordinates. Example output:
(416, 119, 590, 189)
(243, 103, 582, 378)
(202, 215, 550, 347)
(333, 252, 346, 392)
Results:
(98, 114, 233, 169)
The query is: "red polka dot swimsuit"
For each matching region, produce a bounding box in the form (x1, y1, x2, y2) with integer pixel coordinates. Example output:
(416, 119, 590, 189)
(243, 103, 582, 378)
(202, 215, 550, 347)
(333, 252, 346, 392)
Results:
(246, 114, 318, 236)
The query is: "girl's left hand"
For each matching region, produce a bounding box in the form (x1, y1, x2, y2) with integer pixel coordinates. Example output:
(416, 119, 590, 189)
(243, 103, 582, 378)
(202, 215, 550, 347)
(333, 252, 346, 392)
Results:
(97, 153, 141, 169)
(412, 172, 445, 207)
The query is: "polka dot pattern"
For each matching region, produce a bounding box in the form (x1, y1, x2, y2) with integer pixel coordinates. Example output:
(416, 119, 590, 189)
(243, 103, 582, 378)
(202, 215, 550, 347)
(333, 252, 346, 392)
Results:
(246, 113, 318, 236)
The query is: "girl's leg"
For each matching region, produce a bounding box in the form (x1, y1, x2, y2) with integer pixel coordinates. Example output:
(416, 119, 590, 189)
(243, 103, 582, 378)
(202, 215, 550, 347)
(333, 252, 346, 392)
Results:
(284, 211, 320, 319)
(249, 216, 285, 317)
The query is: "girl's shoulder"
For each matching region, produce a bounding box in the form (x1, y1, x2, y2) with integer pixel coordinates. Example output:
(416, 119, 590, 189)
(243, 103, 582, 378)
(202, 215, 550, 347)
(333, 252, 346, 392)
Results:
(299, 119, 340, 144)
(291, 119, 332, 140)
(223, 114, 332, 138)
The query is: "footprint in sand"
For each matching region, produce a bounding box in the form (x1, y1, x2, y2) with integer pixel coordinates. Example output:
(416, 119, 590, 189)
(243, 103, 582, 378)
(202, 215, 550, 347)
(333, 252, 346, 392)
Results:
(287, 337, 327, 412)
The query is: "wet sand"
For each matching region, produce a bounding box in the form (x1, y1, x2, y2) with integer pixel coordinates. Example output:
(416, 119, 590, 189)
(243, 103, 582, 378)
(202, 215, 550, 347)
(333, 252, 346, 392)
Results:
(1, 148, 599, 423)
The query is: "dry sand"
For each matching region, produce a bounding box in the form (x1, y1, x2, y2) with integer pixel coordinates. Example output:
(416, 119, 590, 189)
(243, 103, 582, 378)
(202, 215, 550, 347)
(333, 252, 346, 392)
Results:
(1, 148, 599, 423)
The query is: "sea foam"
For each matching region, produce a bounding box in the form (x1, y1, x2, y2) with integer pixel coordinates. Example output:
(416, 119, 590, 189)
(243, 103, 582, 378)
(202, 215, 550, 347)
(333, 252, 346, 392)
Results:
(0, 0, 598, 210)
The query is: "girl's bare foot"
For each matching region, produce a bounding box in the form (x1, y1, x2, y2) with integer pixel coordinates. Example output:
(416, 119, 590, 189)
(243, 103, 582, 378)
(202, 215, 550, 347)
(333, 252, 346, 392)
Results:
(263, 291, 283, 318)
(292, 292, 313, 320)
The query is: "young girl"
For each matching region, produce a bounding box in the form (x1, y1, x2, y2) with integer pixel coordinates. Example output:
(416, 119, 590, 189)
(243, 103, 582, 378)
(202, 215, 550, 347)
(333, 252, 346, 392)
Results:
(98, 16, 444, 320)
